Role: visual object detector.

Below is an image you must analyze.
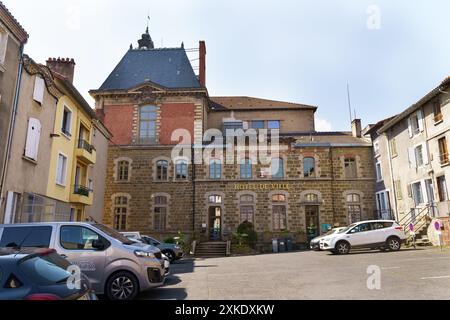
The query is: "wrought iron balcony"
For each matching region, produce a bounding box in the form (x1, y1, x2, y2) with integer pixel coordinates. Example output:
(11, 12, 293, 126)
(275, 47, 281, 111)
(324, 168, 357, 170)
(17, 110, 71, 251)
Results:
(78, 139, 95, 154)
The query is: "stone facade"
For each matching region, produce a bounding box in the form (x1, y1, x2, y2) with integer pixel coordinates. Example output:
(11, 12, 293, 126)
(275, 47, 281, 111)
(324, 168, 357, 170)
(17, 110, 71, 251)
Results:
(101, 140, 376, 244)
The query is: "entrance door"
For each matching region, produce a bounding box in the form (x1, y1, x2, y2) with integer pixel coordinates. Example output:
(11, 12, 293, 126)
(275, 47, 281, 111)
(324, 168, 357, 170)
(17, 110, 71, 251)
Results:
(209, 207, 222, 241)
(305, 206, 320, 242)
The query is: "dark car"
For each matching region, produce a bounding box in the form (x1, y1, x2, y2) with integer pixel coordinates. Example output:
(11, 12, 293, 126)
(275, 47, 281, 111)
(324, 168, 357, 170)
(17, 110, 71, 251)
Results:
(0, 248, 96, 300)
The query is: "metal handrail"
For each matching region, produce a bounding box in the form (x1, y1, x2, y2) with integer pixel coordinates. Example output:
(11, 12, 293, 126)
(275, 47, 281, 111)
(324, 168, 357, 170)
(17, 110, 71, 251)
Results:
(74, 185, 91, 197)
(78, 139, 95, 153)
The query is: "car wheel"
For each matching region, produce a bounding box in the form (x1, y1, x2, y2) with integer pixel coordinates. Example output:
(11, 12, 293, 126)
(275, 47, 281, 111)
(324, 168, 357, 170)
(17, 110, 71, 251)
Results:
(335, 241, 350, 255)
(163, 250, 175, 263)
(386, 237, 401, 252)
(106, 271, 139, 301)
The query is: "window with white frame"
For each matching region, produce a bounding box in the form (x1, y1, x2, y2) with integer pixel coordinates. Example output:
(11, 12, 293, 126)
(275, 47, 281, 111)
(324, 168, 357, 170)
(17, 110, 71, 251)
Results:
(0, 27, 7, 65)
(61, 106, 72, 137)
(154, 196, 168, 231)
(373, 141, 380, 156)
(411, 182, 424, 206)
(415, 145, 424, 166)
(408, 110, 424, 137)
(56, 153, 68, 186)
(375, 161, 382, 181)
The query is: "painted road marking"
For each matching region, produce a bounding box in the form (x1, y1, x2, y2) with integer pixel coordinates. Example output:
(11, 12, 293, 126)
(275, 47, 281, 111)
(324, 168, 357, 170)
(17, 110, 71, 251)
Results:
(421, 275, 450, 280)
(381, 267, 401, 270)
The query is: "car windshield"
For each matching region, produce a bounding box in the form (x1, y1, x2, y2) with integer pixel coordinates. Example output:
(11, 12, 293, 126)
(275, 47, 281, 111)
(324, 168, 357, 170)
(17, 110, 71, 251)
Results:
(93, 224, 135, 245)
(338, 224, 357, 234)
(19, 253, 72, 286)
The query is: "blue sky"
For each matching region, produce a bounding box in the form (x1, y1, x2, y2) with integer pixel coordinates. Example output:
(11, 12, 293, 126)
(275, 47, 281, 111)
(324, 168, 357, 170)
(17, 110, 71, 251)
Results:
(3, 0, 450, 131)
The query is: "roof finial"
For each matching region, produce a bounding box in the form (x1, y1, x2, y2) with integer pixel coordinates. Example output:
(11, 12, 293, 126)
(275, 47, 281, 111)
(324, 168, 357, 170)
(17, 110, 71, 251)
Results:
(138, 15, 154, 49)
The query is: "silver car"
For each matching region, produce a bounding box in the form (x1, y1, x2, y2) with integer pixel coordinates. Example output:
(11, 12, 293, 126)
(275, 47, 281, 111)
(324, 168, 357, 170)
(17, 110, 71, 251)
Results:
(0, 222, 165, 300)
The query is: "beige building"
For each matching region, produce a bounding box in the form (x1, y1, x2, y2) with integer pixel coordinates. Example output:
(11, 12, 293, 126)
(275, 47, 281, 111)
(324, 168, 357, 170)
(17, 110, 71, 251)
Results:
(375, 77, 450, 245)
(0, 2, 28, 213)
(0, 55, 65, 223)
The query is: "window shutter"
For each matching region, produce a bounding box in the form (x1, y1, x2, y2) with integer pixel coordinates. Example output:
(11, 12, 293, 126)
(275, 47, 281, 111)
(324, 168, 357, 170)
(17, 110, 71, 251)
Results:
(24, 118, 42, 160)
(417, 110, 424, 132)
(407, 184, 412, 198)
(33, 76, 45, 104)
(422, 143, 429, 165)
(407, 117, 413, 138)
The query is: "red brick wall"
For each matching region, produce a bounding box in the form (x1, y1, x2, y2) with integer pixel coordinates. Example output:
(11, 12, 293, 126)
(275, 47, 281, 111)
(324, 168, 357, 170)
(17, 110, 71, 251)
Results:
(160, 103, 195, 145)
(103, 105, 134, 145)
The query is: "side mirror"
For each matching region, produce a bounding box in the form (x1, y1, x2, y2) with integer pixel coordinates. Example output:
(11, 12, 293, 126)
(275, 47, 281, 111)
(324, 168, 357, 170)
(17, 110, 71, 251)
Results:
(92, 239, 105, 250)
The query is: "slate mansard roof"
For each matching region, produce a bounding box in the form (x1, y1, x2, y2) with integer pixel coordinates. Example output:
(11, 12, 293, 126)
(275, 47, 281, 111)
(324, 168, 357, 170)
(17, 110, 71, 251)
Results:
(98, 47, 201, 91)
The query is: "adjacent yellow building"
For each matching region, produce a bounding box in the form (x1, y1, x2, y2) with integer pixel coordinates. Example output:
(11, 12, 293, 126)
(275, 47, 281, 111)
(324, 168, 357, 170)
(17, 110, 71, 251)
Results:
(46, 58, 98, 221)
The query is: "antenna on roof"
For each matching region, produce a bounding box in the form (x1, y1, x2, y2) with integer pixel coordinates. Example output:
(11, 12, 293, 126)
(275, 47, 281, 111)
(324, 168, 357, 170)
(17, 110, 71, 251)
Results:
(347, 83, 353, 125)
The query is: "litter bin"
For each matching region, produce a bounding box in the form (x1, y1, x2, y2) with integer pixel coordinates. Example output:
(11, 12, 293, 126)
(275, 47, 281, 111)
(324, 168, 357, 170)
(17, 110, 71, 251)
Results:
(272, 239, 279, 253)
(278, 239, 287, 252)
(286, 238, 293, 251)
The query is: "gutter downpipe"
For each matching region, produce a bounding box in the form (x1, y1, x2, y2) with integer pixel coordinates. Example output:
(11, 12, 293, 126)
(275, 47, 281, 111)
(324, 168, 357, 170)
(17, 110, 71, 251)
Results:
(0, 44, 25, 222)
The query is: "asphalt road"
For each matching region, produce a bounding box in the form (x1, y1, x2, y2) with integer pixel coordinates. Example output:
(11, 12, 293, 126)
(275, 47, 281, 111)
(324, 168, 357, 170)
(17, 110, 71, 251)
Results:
(139, 247, 450, 300)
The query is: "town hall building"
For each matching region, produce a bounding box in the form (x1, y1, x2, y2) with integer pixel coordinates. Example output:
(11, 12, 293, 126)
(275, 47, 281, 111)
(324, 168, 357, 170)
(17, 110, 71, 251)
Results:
(90, 28, 376, 248)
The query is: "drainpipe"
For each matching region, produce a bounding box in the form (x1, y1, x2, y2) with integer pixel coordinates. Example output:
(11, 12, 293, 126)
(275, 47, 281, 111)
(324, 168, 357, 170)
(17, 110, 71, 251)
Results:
(191, 144, 196, 234)
(0, 44, 25, 220)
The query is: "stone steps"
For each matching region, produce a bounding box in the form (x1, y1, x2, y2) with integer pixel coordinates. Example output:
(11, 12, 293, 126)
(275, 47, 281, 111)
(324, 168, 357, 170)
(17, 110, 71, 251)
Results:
(195, 242, 227, 257)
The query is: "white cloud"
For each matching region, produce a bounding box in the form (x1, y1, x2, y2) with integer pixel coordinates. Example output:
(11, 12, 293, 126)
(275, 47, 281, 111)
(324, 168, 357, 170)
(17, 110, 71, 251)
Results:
(315, 118, 333, 132)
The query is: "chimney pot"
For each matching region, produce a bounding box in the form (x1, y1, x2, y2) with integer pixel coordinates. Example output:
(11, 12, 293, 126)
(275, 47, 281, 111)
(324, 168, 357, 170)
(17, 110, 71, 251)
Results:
(352, 119, 362, 138)
(46, 57, 76, 83)
(199, 41, 206, 87)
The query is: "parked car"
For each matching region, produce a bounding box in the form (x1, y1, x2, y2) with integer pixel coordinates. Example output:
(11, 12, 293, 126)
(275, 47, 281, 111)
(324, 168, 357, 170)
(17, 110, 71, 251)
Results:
(0, 223, 166, 300)
(310, 227, 346, 251)
(121, 232, 184, 263)
(0, 248, 96, 300)
(319, 220, 406, 255)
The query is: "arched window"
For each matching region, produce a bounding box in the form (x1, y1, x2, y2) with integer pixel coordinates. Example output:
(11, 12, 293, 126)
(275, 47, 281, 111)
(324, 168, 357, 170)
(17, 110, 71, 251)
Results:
(156, 160, 169, 181)
(210, 159, 222, 179)
(154, 195, 168, 231)
(271, 158, 284, 178)
(240, 158, 252, 179)
(347, 193, 362, 224)
(305, 193, 319, 203)
(208, 195, 222, 204)
(117, 161, 129, 181)
(175, 160, 188, 180)
(240, 195, 255, 223)
(303, 157, 316, 178)
(272, 194, 287, 203)
(113, 196, 128, 230)
(139, 105, 157, 143)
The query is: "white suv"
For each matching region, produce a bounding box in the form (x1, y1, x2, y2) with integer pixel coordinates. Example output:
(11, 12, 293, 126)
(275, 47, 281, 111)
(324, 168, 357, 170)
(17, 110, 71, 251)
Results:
(319, 220, 406, 255)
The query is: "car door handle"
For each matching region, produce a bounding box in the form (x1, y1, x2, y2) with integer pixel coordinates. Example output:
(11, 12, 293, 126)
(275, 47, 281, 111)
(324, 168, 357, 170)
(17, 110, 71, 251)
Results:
(60, 254, 68, 259)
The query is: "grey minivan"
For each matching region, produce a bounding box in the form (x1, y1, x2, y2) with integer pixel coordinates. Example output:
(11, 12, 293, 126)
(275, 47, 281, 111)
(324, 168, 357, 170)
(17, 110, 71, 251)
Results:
(0, 222, 165, 300)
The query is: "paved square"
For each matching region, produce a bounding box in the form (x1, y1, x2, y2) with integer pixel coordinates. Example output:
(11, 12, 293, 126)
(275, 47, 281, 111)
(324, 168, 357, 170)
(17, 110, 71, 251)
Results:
(140, 248, 450, 300)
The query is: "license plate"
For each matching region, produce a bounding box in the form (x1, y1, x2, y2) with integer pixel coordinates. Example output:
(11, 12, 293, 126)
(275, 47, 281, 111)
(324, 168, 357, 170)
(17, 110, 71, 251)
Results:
(78, 293, 91, 300)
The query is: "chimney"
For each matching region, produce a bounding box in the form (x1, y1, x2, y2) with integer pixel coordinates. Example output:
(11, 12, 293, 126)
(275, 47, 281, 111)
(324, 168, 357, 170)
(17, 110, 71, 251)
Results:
(46, 57, 76, 83)
(199, 41, 206, 87)
(352, 119, 362, 138)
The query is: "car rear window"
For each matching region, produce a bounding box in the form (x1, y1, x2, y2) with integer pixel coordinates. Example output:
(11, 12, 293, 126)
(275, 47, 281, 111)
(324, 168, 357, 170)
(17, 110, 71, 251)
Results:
(0, 226, 52, 248)
(19, 253, 71, 286)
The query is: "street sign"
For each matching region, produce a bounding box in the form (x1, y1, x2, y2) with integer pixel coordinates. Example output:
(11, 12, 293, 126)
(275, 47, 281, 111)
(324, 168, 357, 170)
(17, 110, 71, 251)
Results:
(435, 221, 441, 231)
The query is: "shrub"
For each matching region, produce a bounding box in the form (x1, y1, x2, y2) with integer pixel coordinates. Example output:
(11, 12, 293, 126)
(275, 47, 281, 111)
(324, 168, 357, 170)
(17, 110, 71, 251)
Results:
(236, 221, 258, 248)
